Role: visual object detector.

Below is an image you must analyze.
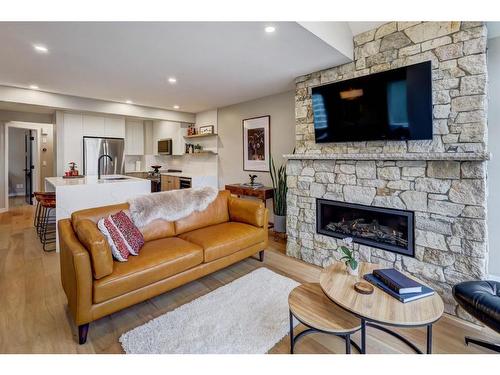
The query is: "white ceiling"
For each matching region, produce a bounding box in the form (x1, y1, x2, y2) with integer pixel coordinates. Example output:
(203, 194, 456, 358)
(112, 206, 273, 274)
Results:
(0, 22, 381, 114)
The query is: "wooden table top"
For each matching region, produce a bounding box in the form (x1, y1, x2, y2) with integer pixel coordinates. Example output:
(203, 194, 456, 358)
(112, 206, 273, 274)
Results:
(319, 262, 444, 327)
(289, 283, 361, 334)
(225, 184, 274, 199)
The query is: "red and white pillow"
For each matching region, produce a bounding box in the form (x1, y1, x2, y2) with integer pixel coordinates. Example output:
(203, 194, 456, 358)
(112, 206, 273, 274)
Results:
(98, 211, 145, 262)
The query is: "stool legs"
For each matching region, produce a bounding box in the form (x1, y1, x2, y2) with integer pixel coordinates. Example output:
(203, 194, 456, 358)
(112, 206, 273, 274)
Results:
(289, 311, 294, 354)
(465, 336, 500, 353)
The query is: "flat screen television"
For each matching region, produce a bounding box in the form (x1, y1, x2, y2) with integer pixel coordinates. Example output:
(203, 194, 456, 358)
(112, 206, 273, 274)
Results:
(312, 61, 433, 143)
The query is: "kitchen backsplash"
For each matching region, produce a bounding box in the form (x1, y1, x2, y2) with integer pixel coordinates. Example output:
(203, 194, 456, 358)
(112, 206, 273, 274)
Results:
(125, 154, 218, 175)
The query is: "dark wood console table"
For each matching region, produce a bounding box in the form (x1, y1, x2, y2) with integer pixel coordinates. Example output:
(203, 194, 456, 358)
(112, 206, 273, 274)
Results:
(225, 184, 275, 229)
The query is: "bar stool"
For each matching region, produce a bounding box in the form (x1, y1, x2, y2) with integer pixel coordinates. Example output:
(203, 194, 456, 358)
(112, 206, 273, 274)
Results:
(38, 194, 57, 252)
(33, 192, 55, 238)
(288, 283, 362, 354)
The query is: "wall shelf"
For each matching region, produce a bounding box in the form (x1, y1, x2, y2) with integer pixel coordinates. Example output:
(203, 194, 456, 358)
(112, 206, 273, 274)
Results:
(185, 151, 218, 156)
(184, 133, 218, 139)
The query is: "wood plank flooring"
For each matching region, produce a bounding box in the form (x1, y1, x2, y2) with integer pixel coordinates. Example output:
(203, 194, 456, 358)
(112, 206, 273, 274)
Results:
(0, 203, 497, 354)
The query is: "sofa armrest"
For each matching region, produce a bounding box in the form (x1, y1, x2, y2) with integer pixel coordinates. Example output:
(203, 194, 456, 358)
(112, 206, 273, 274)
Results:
(73, 219, 113, 279)
(228, 197, 267, 228)
(59, 219, 94, 325)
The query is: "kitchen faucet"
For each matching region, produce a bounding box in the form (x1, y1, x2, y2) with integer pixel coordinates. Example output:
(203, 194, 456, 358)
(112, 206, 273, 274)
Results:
(98, 154, 113, 179)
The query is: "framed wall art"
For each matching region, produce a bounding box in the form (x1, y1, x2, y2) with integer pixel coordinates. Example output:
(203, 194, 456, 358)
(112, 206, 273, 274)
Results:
(242, 115, 270, 172)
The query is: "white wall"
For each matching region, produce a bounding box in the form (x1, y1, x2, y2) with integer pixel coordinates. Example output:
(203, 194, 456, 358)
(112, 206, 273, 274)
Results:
(195, 109, 218, 132)
(217, 90, 295, 188)
(487, 36, 500, 278)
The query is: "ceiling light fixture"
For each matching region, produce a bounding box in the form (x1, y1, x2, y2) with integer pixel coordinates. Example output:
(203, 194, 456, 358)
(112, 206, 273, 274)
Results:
(29, 84, 39, 90)
(126, 100, 133, 104)
(173, 105, 180, 109)
(33, 44, 48, 53)
(265, 26, 276, 33)
(168, 77, 177, 84)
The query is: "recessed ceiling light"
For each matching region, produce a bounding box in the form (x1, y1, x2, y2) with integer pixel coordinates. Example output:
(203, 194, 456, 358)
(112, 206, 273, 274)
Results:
(173, 105, 180, 109)
(265, 26, 276, 33)
(125, 100, 133, 104)
(29, 84, 39, 90)
(168, 77, 177, 84)
(33, 44, 48, 53)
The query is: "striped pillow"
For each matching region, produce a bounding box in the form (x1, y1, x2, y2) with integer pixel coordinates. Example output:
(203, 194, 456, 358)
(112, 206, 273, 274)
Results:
(98, 211, 145, 262)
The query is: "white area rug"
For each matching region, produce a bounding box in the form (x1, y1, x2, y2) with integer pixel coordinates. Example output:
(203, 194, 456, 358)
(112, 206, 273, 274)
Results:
(119, 267, 300, 354)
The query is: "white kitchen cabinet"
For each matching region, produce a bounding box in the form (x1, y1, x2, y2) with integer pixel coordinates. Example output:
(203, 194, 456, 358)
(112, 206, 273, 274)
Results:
(83, 115, 105, 137)
(152, 120, 185, 155)
(104, 116, 126, 138)
(62, 112, 84, 172)
(125, 120, 144, 155)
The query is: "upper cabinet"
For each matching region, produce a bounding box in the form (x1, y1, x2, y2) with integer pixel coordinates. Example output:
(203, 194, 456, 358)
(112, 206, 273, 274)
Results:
(82, 115, 105, 136)
(104, 116, 126, 138)
(125, 120, 145, 155)
(152, 120, 186, 156)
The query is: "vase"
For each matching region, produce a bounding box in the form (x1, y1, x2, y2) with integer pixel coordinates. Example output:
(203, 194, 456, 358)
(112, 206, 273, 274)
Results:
(347, 264, 359, 276)
(274, 215, 286, 233)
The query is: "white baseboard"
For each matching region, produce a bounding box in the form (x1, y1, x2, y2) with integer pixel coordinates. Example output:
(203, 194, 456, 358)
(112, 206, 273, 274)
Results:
(488, 274, 500, 282)
(0, 208, 7, 214)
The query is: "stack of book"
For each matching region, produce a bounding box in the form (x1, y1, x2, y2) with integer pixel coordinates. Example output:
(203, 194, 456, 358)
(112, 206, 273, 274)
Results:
(364, 268, 434, 303)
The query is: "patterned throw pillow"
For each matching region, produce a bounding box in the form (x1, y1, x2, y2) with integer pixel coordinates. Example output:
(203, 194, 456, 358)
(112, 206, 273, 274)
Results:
(98, 211, 145, 262)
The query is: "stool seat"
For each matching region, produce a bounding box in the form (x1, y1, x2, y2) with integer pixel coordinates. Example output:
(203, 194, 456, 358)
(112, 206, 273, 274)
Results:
(289, 283, 361, 334)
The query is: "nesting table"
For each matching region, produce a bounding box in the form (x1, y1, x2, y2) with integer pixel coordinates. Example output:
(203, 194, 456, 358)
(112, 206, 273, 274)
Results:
(319, 262, 445, 354)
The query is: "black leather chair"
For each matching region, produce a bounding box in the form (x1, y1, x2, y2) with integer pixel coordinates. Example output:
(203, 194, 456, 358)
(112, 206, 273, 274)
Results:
(453, 280, 500, 353)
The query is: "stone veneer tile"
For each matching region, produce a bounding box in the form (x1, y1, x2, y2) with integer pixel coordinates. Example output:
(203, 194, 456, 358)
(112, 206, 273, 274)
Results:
(288, 22, 488, 320)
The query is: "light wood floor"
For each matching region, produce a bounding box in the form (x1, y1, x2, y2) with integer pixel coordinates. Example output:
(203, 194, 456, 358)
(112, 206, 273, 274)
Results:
(0, 204, 497, 354)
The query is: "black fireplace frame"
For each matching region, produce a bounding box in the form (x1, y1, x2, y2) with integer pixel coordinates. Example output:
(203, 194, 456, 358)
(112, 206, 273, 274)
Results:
(316, 199, 415, 257)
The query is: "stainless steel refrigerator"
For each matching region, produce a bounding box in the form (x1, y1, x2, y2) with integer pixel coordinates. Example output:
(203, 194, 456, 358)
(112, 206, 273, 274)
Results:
(83, 136, 125, 176)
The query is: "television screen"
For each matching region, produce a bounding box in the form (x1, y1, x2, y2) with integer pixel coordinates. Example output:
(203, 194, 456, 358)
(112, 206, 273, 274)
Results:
(312, 61, 433, 143)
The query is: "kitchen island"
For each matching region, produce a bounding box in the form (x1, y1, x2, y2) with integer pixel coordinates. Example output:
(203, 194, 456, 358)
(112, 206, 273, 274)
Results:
(45, 175, 150, 251)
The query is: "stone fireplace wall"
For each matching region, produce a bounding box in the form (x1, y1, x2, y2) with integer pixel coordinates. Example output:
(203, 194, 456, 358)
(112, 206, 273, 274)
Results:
(286, 22, 489, 318)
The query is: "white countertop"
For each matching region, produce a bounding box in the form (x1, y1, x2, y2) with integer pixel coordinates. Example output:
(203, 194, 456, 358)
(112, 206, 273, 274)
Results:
(45, 174, 148, 188)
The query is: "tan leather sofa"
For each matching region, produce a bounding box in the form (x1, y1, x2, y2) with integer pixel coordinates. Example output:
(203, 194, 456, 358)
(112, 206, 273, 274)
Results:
(58, 190, 268, 344)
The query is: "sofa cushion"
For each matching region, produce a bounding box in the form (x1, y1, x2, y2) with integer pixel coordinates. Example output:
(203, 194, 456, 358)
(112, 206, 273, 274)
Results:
(178, 222, 266, 263)
(174, 190, 230, 235)
(71, 203, 176, 242)
(93, 237, 203, 303)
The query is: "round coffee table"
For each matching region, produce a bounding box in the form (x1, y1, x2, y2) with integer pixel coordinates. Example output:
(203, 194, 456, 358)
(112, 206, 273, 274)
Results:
(320, 262, 444, 354)
(288, 283, 362, 354)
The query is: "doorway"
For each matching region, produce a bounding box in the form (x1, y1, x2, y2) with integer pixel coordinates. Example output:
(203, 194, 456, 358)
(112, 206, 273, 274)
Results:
(4, 122, 54, 210)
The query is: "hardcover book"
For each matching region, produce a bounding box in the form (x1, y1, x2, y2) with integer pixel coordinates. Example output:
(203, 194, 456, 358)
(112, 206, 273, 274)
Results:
(373, 268, 423, 294)
(364, 274, 434, 303)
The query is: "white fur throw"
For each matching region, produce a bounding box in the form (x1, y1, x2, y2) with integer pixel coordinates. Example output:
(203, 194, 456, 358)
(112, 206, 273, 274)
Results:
(128, 187, 218, 228)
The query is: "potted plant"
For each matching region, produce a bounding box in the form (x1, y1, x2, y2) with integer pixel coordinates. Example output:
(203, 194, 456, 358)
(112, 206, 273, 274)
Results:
(194, 144, 202, 153)
(338, 237, 359, 276)
(269, 157, 287, 233)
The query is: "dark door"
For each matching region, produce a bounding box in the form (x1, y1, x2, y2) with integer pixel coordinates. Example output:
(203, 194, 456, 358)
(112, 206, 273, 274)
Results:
(24, 130, 34, 205)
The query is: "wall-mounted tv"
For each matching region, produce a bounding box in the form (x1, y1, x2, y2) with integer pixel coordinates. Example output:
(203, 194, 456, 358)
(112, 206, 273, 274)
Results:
(312, 61, 433, 143)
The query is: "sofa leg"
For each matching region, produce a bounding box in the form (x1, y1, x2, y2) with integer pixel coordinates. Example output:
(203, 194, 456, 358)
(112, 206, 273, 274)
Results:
(78, 323, 90, 345)
(259, 250, 265, 262)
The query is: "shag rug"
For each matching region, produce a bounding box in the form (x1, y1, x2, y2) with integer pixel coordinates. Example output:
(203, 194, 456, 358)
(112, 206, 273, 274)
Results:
(119, 268, 300, 354)
(127, 186, 218, 228)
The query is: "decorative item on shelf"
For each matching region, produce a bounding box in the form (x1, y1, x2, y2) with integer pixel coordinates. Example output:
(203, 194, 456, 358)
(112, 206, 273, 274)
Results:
(249, 174, 257, 185)
(187, 124, 196, 136)
(243, 115, 270, 172)
(199, 125, 214, 135)
(194, 144, 202, 153)
(338, 237, 358, 276)
(269, 156, 287, 233)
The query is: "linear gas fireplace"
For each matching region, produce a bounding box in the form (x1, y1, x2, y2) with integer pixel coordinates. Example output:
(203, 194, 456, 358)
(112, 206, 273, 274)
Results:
(316, 199, 414, 257)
